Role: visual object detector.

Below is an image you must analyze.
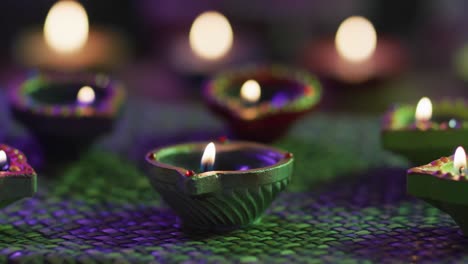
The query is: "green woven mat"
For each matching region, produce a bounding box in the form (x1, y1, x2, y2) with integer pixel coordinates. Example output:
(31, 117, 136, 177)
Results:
(2, 98, 466, 263)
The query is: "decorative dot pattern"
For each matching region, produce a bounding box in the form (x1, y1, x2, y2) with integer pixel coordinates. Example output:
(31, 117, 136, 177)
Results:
(203, 65, 322, 119)
(0, 144, 35, 177)
(407, 156, 467, 180)
(9, 73, 125, 118)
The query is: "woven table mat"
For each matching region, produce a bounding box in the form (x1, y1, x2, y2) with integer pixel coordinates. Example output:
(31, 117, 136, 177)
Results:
(1, 96, 466, 263)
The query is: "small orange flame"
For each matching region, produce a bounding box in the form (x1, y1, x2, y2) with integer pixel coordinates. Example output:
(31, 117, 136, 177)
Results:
(0, 151, 7, 166)
(240, 79, 261, 104)
(77, 86, 95, 105)
(189, 11, 233, 60)
(335, 16, 377, 63)
(44, 0, 89, 54)
(454, 146, 467, 174)
(201, 142, 216, 171)
(415, 97, 432, 122)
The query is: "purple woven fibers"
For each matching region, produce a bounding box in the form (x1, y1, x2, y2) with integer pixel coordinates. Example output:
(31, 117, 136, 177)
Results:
(0, 94, 465, 263)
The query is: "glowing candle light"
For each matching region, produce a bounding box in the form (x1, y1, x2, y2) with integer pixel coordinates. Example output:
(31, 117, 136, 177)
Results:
(454, 146, 467, 175)
(189, 11, 233, 60)
(240, 79, 261, 104)
(335, 16, 377, 63)
(0, 150, 9, 171)
(200, 142, 216, 172)
(77, 86, 95, 105)
(415, 97, 432, 122)
(44, 0, 89, 54)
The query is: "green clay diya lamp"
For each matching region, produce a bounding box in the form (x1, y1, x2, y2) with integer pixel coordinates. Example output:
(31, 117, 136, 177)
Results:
(0, 144, 37, 208)
(145, 140, 294, 231)
(203, 65, 321, 142)
(407, 146, 468, 235)
(9, 72, 125, 163)
(382, 97, 468, 164)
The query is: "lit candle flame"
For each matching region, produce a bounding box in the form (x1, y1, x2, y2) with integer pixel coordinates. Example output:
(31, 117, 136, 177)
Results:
(415, 97, 432, 122)
(454, 146, 467, 175)
(77, 86, 95, 105)
(335, 16, 377, 63)
(44, 0, 89, 54)
(240, 79, 261, 104)
(189, 11, 233, 60)
(201, 142, 216, 172)
(0, 150, 9, 171)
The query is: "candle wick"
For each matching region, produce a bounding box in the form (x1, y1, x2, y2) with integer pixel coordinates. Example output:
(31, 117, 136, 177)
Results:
(200, 163, 214, 173)
(460, 166, 465, 177)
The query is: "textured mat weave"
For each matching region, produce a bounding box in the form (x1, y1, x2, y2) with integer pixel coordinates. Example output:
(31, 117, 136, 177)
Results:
(1, 96, 466, 263)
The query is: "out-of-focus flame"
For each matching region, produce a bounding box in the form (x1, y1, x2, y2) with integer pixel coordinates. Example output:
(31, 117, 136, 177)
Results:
(44, 0, 89, 54)
(77, 86, 95, 105)
(201, 142, 216, 171)
(0, 150, 8, 171)
(240, 79, 261, 104)
(335, 16, 377, 63)
(189, 11, 233, 60)
(415, 97, 432, 122)
(454, 146, 467, 174)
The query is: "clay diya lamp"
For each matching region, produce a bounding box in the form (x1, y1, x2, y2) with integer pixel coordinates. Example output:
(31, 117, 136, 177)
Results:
(14, 0, 130, 71)
(170, 11, 257, 74)
(382, 97, 468, 164)
(0, 144, 37, 207)
(301, 16, 407, 111)
(203, 65, 322, 142)
(302, 16, 406, 86)
(9, 72, 125, 163)
(145, 140, 294, 231)
(408, 146, 468, 235)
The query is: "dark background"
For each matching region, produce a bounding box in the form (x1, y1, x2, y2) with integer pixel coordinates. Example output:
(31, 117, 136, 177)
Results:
(0, 2, 467, 263)
(0, 0, 466, 110)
